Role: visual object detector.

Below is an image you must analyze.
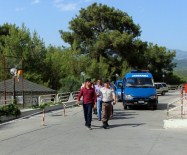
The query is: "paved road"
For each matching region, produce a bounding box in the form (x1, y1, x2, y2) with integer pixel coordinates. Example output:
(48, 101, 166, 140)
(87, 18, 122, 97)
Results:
(0, 90, 187, 155)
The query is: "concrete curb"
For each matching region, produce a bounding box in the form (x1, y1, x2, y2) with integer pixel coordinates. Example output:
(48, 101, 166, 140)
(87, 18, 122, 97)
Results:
(163, 119, 187, 128)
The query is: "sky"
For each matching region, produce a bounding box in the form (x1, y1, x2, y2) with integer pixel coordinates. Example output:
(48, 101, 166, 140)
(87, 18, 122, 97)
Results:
(0, 0, 187, 51)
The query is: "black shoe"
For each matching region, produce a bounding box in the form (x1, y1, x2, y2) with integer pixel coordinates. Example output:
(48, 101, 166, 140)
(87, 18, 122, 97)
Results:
(103, 125, 107, 129)
(87, 125, 92, 130)
(103, 122, 109, 129)
(106, 121, 109, 127)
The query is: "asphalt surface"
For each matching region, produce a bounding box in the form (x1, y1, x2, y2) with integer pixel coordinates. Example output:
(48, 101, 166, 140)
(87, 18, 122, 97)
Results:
(0, 90, 187, 155)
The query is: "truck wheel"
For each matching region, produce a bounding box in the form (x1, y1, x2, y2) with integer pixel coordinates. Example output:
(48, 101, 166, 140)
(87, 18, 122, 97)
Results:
(124, 105, 127, 110)
(152, 105, 157, 110)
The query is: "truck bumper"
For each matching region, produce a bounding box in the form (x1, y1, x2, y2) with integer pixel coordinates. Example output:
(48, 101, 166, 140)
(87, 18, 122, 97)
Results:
(123, 98, 157, 107)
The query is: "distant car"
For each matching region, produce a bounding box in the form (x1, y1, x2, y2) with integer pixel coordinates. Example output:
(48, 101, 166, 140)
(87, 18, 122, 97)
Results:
(155, 83, 165, 95)
(160, 82, 169, 93)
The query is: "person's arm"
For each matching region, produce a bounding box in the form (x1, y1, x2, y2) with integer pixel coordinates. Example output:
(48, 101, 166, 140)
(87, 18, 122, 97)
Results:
(76, 89, 83, 105)
(112, 91, 117, 105)
(93, 89, 97, 108)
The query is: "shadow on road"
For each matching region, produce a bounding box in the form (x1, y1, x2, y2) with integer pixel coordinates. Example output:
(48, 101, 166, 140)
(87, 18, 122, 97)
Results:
(110, 123, 146, 128)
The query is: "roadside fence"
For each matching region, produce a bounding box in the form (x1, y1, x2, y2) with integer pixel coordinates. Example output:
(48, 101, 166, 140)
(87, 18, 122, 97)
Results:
(167, 89, 187, 119)
(38, 91, 80, 117)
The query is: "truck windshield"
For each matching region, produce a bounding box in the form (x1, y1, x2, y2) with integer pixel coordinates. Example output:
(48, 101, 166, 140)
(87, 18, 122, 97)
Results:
(126, 77, 154, 87)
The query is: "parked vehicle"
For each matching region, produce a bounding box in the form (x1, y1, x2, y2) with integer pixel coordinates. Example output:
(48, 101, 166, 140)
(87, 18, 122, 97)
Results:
(155, 83, 165, 95)
(122, 70, 158, 110)
(160, 82, 169, 92)
(115, 79, 123, 101)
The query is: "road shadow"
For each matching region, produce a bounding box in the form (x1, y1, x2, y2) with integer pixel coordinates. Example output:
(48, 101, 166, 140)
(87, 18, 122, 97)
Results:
(110, 123, 146, 128)
(91, 122, 146, 129)
(92, 108, 138, 121)
(112, 110, 138, 120)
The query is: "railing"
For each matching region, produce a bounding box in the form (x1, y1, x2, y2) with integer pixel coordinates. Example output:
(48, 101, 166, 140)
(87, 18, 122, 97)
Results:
(57, 91, 80, 116)
(56, 92, 71, 103)
(167, 85, 178, 90)
(38, 90, 80, 108)
(167, 91, 187, 119)
(72, 91, 80, 100)
(38, 94, 57, 106)
(0, 91, 80, 109)
(59, 91, 80, 108)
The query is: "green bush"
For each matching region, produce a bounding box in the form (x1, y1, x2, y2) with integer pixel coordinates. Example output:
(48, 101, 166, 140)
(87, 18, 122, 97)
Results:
(39, 102, 54, 109)
(0, 104, 21, 117)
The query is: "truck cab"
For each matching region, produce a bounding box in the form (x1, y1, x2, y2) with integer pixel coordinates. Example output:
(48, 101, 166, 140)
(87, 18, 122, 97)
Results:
(122, 70, 158, 110)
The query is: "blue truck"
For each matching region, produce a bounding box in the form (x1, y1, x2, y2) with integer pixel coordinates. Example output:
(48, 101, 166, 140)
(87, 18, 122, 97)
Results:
(115, 79, 123, 101)
(122, 70, 158, 110)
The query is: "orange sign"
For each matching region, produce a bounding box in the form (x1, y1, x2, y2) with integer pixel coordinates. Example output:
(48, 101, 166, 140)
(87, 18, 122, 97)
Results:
(185, 84, 187, 93)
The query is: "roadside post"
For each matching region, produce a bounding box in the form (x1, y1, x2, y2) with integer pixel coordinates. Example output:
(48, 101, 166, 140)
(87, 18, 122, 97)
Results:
(42, 109, 45, 126)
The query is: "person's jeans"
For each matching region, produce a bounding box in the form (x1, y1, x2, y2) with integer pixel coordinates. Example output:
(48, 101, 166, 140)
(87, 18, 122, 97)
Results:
(97, 99, 102, 120)
(83, 103, 93, 126)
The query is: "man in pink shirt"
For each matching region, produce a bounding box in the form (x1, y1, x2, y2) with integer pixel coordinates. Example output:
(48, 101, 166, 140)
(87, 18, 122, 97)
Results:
(77, 78, 97, 130)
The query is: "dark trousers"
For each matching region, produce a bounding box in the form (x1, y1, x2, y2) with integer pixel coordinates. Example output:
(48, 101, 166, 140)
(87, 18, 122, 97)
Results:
(83, 103, 93, 126)
(102, 102, 112, 122)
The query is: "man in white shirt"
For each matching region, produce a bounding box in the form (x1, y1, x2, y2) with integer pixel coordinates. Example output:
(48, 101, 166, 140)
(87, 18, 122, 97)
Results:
(100, 79, 116, 129)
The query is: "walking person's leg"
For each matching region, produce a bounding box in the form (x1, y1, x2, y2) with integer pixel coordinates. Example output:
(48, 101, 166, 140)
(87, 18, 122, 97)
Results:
(97, 100, 102, 121)
(106, 103, 112, 127)
(86, 103, 93, 129)
(102, 103, 108, 129)
(110, 103, 113, 118)
(83, 104, 88, 126)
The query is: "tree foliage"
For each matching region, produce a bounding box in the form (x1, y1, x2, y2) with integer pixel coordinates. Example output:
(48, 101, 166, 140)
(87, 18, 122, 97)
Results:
(60, 3, 145, 77)
(0, 3, 185, 93)
(0, 23, 47, 84)
(59, 3, 178, 83)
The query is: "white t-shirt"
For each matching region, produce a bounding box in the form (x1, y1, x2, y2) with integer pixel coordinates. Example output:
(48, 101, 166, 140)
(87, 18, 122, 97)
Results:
(100, 87, 115, 102)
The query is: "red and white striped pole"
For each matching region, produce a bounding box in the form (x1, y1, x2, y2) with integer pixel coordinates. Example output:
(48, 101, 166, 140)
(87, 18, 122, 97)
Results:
(42, 109, 45, 126)
(63, 104, 66, 116)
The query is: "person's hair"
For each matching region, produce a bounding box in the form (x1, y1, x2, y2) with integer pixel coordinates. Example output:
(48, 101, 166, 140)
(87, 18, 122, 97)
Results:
(85, 78, 91, 82)
(103, 79, 110, 83)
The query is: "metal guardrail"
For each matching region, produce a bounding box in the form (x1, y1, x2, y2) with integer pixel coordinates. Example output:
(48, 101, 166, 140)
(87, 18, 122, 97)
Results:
(58, 91, 80, 116)
(72, 91, 80, 100)
(167, 85, 178, 90)
(38, 94, 57, 106)
(56, 92, 71, 103)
